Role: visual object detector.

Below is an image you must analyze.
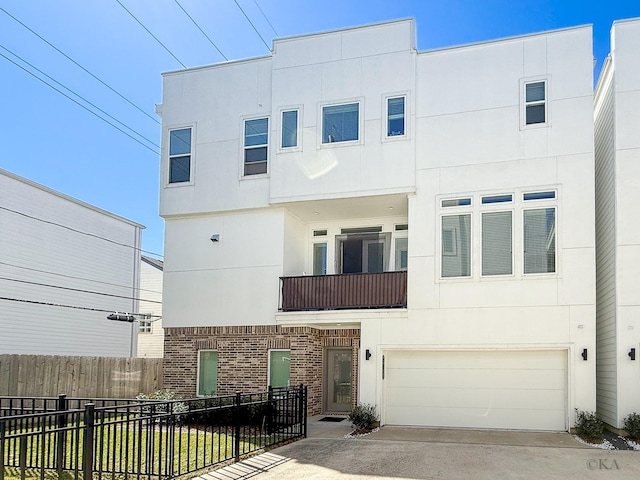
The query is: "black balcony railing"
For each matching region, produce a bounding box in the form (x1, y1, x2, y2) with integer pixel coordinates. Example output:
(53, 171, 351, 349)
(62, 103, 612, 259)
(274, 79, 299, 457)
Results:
(280, 271, 407, 311)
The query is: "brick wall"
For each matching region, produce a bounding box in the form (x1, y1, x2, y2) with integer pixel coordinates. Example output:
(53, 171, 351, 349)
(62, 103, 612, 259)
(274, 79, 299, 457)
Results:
(164, 325, 360, 415)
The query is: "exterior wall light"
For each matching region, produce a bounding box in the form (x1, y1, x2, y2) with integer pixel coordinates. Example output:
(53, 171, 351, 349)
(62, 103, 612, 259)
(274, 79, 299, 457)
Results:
(365, 349, 372, 360)
(210, 234, 220, 242)
(581, 348, 588, 361)
(629, 348, 636, 361)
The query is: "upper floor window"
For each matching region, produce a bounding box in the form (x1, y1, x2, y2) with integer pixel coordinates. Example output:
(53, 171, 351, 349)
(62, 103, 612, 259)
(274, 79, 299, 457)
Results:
(169, 128, 192, 183)
(281, 110, 298, 148)
(482, 211, 513, 276)
(524, 208, 556, 274)
(139, 314, 152, 333)
(387, 96, 405, 137)
(322, 103, 359, 143)
(244, 118, 268, 176)
(441, 214, 471, 278)
(525, 81, 546, 125)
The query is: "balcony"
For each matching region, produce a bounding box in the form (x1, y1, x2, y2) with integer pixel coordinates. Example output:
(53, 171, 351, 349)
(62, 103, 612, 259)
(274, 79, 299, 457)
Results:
(280, 271, 407, 312)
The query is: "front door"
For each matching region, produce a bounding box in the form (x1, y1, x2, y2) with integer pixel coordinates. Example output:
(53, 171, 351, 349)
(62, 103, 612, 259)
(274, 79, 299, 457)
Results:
(325, 349, 352, 413)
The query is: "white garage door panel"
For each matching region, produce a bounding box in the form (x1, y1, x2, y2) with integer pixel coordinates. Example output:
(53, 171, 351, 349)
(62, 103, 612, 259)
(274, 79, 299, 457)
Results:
(384, 350, 567, 431)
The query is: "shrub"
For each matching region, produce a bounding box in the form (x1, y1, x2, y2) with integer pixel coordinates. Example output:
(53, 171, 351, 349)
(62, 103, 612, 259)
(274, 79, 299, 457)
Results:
(136, 389, 188, 420)
(348, 403, 379, 431)
(575, 409, 604, 440)
(623, 413, 640, 439)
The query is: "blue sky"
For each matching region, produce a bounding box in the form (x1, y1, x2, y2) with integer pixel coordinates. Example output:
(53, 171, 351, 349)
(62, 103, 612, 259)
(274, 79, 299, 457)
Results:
(1, 0, 638, 259)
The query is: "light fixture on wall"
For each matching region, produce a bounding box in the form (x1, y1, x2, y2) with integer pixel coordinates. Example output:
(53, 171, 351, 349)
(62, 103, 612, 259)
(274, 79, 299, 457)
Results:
(581, 348, 588, 361)
(629, 348, 636, 361)
(365, 349, 372, 361)
(210, 234, 219, 242)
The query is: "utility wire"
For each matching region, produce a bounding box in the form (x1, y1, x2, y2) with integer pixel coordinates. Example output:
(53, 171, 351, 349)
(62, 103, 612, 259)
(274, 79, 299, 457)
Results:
(0, 260, 163, 296)
(173, 0, 228, 61)
(0, 52, 160, 155)
(0, 205, 164, 258)
(232, 0, 271, 51)
(0, 7, 160, 125)
(251, 0, 278, 36)
(0, 276, 162, 304)
(114, 0, 187, 68)
(0, 44, 159, 150)
(0, 296, 161, 317)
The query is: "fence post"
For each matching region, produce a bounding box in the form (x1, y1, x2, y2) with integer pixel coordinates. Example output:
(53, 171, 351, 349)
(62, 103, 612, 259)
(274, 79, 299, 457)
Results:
(234, 392, 241, 463)
(267, 386, 274, 435)
(19, 436, 27, 480)
(56, 394, 67, 476)
(0, 422, 5, 480)
(301, 385, 308, 438)
(83, 404, 95, 480)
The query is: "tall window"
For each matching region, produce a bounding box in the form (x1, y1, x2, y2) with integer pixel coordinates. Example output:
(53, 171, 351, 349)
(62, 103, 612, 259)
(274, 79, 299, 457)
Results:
(395, 237, 408, 271)
(387, 97, 405, 137)
(525, 81, 546, 125)
(244, 118, 268, 175)
(482, 211, 513, 276)
(441, 214, 471, 277)
(524, 208, 556, 273)
(313, 243, 327, 275)
(169, 128, 192, 183)
(281, 110, 298, 148)
(322, 103, 359, 143)
(269, 350, 291, 388)
(197, 351, 218, 396)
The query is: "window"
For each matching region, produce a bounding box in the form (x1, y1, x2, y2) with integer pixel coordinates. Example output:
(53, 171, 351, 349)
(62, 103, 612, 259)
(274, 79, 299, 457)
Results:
(169, 128, 192, 183)
(441, 214, 471, 278)
(244, 118, 268, 175)
(197, 351, 218, 396)
(442, 198, 471, 208)
(387, 97, 405, 137)
(322, 103, 359, 143)
(525, 81, 546, 125)
(524, 191, 555, 201)
(395, 237, 408, 271)
(313, 243, 327, 275)
(269, 350, 291, 388)
(139, 314, 152, 333)
(482, 194, 512, 204)
(524, 208, 556, 274)
(281, 110, 298, 148)
(482, 211, 513, 276)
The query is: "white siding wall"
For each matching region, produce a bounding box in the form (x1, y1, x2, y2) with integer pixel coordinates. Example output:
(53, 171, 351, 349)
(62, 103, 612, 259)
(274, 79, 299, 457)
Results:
(137, 259, 164, 358)
(0, 170, 142, 357)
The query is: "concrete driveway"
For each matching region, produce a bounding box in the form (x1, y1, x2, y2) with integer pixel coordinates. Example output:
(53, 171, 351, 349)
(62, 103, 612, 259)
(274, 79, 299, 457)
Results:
(197, 419, 640, 480)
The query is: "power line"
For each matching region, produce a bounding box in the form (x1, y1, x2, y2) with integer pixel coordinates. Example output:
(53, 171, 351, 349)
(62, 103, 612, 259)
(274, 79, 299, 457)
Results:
(0, 44, 159, 150)
(251, 0, 278, 36)
(0, 205, 164, 258)
(173, 0, 228, 61)
(0, 295, 161, 317)
(114, 0, 187, 68)
(0, 51, 160, 155)
(232, 0, 271, 51)
(0, 7, 160, 125)
(0, 276, 161, 304)
(0, 260, 163, 296)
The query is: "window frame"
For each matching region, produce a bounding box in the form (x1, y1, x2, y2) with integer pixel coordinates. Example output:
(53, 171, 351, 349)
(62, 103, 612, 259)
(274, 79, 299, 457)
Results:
(520, 77, 550, 129)
(268, 349, 291, 388)
(196, 350, 218, 397)
(279, 106, 302, 152)
(242, 116, 270, 178)
(383, 93, 409, 141)
(319, 99, 363, 148)
(166, 125, 195, 186)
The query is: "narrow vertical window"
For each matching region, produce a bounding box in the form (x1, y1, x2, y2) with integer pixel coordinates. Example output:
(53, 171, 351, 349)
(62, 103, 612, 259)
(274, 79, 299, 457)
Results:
(169, 128, 191, 183)
(281, 110, 298, 148)
(395, 237, 408, 271)
(525, 81, 546, 125)
(441, 214, 471, 278)
(524, 208, 556, 273)
(269, 350, 291, 388)
(313, 243, 327, 275)
(322, 103, 359, 143)
(387, 97, 405, 136)
(244, 118, 268, 175)
(482, 211, 513, 276)
(197, 351, 218, 396)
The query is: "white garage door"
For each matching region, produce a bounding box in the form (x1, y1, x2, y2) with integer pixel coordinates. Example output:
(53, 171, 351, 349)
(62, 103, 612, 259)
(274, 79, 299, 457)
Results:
(384, 350, 567, 431)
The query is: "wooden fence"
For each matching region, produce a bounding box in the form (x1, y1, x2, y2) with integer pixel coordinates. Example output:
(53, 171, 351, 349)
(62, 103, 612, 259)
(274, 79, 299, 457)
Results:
(0, 354, 162, 398)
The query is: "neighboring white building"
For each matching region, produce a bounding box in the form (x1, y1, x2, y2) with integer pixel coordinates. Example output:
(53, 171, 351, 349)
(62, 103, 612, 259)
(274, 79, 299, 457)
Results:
(159, 19, 596, 431)
(594, 18, 640, 430)
(137, 256, 164, 358)
(0, 168, 144, 357)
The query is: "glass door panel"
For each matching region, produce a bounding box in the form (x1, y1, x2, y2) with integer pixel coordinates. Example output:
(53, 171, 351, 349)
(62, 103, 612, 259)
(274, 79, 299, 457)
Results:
(325, 349, 352, 412)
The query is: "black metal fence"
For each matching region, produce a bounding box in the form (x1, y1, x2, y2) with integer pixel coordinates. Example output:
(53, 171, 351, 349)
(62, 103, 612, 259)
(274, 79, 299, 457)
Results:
(0, 385, 307, 480)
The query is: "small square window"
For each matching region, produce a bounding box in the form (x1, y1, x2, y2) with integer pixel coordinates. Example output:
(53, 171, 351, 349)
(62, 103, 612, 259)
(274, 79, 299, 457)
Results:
(139, 318, 152, 333)
(525, 81, 546, 125)
(244, 118, 268, 175)
(169, 128, 192, 183)
(322, 103, 359, 143)
(281, 110, 298, 148)
(387, 97, 405, 137)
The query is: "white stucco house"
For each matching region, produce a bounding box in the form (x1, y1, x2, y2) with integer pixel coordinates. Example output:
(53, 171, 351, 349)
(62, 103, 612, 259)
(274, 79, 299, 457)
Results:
(137, 256, 164, 358)
(0, 168, 144, 357)
(159, 19, 596, 431)
(594, 18, 640, 430)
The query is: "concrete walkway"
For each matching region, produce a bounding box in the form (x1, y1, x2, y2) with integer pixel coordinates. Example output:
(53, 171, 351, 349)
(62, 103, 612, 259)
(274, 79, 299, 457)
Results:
(195, 417, 640, 480)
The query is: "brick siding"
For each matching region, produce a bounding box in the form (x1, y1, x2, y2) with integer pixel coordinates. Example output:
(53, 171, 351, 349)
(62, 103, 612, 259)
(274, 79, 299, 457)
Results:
(164, 325, 360, 415)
